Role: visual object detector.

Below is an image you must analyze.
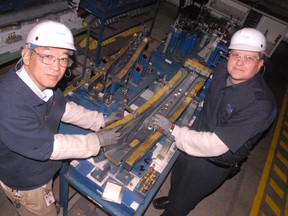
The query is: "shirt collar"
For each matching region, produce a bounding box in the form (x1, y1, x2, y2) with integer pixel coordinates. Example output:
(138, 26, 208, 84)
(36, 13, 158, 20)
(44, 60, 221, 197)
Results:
(16, 67, 53, 102)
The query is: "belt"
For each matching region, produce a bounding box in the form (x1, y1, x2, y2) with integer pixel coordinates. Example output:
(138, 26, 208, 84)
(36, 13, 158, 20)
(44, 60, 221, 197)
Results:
(206, 158, 233, 169)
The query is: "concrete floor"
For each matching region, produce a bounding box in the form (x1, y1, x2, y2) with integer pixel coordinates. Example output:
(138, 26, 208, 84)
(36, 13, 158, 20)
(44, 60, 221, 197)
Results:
(1, 1, 288, 216)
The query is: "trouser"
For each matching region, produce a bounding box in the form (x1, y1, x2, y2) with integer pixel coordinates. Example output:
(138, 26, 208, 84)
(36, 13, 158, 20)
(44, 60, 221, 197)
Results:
(0, 180, 57, 216)
(163, 152, 234, 216)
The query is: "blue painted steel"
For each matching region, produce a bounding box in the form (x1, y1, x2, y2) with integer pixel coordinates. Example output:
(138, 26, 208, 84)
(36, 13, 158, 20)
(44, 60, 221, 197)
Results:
(58, 48, 213, 216)
(206, 44, 229, 68)
(131, 64, 143, 84)
(181, 33, 197, 56)
(79, 0, 161, 64)
(139, 51, 150, 77)
(59, 50, 184, 215)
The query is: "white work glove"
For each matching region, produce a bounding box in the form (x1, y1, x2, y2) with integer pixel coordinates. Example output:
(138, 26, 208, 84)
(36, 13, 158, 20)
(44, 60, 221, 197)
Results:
(97, 125, 122, 146)
(150, 114, 173, 134)
(104, 110, 124, 127)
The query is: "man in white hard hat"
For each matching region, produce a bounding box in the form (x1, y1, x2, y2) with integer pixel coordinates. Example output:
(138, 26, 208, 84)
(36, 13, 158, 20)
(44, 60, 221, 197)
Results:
(0, 20, 123, 216)
(151, 28, 277, 215)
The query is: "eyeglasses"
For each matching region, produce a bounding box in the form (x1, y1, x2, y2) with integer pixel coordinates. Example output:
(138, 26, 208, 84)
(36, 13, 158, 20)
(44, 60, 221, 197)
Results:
(31, 49, 74, 68)
(229, 52, 260, 64)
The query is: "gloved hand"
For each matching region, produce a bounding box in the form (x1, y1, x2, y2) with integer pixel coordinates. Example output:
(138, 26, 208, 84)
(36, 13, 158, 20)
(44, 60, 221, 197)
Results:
(104, 110, 124, 126)
(150, 114, 173, 134)
(97, 125, 122, 146)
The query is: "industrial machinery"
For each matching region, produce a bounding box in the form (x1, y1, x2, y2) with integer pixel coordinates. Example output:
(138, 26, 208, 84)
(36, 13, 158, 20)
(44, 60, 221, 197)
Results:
(1, 1, 287, 215)
(0, 1, 84, 66)
(59, 51, 212, 215)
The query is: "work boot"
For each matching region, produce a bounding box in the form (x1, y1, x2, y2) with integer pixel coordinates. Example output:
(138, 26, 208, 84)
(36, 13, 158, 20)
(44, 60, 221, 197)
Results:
(152, 196, 169, 209)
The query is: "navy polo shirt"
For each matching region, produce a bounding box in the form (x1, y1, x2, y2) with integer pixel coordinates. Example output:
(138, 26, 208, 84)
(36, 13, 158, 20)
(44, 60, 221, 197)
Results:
(0, 69, 66, 190)
(192, 62, 276, 153)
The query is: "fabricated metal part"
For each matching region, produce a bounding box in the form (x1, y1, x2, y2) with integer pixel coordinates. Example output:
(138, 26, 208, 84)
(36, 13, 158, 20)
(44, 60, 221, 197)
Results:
(91, 162, 112, 182)
(103, 63, 210, 170)
(157, 134, 175, 160)
(179, 98, 199, 127)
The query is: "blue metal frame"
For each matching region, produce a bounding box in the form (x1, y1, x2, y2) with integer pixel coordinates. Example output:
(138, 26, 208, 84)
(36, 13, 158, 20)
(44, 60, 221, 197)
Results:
(79, 0, 161, 64)
(58, 51, 184, 216)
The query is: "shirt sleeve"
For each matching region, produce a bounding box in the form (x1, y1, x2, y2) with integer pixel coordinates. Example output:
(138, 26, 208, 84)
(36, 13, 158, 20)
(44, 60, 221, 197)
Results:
(50, 133, 101, 160)
(61, 101, 105, 131)
(172, 125, 229, 157)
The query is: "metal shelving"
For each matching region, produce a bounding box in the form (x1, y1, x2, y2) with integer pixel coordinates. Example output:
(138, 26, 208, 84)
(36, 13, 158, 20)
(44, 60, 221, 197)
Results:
(78, 0, 161, 64)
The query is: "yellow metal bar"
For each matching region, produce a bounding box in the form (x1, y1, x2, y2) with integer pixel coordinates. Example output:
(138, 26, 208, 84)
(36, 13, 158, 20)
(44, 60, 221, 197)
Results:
(130, 139, 140, 148)
(79, 26, 142, 50)
(103, 70, 183, 165)
(104, 37, 148, 88)
(116, 38, 148, 80)
(63, 34, 138, 96)
(125, 131, 162, 167)
(105, 69, 184, 130)
(184, 58, 212, 76)
(125, 80, 205, 168)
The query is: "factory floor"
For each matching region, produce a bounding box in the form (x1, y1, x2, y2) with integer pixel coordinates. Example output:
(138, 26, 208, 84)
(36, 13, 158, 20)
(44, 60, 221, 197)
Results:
(1, 1, 288, 216)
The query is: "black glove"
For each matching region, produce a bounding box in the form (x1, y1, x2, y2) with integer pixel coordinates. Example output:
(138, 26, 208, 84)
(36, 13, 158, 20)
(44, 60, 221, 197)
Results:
(97, 125, 122, 146)
(104, 110, 124, 126)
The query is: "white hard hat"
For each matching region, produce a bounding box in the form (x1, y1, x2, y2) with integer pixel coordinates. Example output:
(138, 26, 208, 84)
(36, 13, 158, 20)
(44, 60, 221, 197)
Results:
(26, 20, 76, 53)
(228, 28, 266, 52)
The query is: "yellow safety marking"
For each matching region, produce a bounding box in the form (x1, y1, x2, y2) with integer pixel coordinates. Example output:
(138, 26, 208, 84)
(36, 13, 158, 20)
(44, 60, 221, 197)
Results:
(285, 194, 288, 216)
(282, 130, 288, 140)
(265, 194, 281, 216)
(269, 178, 284, 199)
(280, 140, 288, 152)
(276, 152, 288, 168)
(250, 86, 288, 215)
(284, 120, 288, 128)
(273, 164, 287, 183)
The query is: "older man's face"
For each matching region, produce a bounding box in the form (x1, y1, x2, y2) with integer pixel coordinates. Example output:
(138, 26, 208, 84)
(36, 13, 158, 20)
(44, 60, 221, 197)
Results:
(22, 47, 70, 91)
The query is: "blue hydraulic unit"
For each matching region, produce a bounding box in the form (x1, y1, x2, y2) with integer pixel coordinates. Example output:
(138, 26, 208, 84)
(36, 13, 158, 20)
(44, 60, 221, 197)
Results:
(206, 44, 229, 68)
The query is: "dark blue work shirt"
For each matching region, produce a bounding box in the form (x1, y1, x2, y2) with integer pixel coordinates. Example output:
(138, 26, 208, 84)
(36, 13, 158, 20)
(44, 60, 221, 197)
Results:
(0, 69, 66, 190)
(192, 62, 277, 164)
